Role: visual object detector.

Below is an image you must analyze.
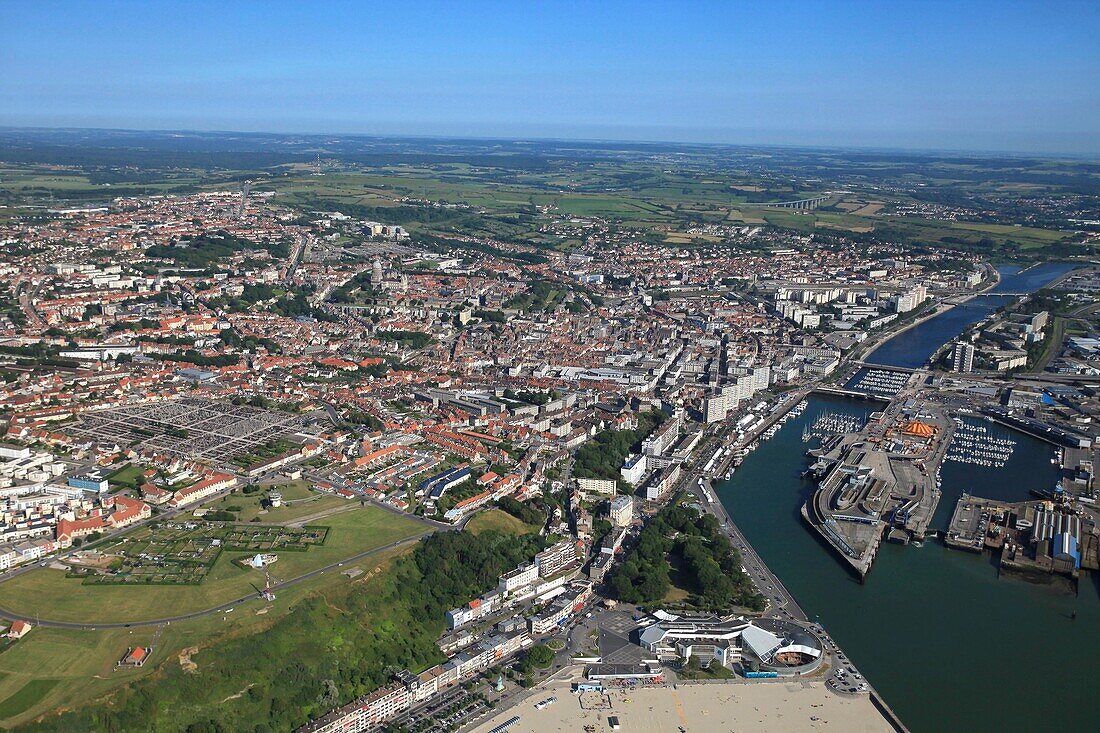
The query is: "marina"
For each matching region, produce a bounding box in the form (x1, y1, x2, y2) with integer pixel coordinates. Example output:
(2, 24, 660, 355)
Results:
(943, 418, 1017, 468)
(759, 398, 807, 441)
(844, 367, 912, 398)
(800, 389, 951, 577)
(801, 409, 865, 442)
(714, 262, 1093, 732)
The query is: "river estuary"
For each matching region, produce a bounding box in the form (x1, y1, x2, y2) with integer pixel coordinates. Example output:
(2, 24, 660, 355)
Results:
(717, 261, 1092, 732)
(865, 262, 1079, 369)
(716, 397, 1095, 733)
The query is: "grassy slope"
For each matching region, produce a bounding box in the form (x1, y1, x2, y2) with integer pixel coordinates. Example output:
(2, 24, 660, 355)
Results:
(465, 509, 540, 536)
(0, 507, 426, 624)
(8, 527, 544, 732)
(0, 544, 413, 729)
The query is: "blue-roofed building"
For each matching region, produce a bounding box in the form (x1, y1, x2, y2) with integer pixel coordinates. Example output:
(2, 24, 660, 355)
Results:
(1053, 532, 1080, 570)
(419, 465, 472, 499)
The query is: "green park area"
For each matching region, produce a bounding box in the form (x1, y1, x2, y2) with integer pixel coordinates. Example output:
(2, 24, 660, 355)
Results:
(75, 522, 328, 587)
(0, 506, 426, 624)
(607, 503, 764, 614)
(0, 525, 545, 731)
(465, 508, 540, 536)
(206, 479, 349, 523)
(106, 463, 145, 490)
(0, 540, 415, 730)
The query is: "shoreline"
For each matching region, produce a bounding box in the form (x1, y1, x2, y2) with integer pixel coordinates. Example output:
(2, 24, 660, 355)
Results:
(692, 398, 910, 733)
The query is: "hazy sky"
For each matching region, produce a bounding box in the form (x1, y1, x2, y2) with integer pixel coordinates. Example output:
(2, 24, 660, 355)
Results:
(3, 1, 1098, 154)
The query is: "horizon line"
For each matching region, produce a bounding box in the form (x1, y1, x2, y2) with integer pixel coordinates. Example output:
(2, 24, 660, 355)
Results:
(1, 123, 1098, 162)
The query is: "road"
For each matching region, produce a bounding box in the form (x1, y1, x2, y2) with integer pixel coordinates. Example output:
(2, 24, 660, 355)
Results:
(659, 389, 889, 707)
(284, 234, 308, 283)
(653, 389, 814, 623)
(15, 277, 46, 330)
(456, 665, 581, 733)
(0, 459, 454, 630)
(320, 400, 342, 426)
(688, 479, 806, 622)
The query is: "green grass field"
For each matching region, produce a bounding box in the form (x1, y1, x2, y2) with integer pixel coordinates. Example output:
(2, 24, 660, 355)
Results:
(0, 542, 416, 728)
(106, 463, 145, 489)
(245, 167, 1084, 260)
(0, 166, 205, 203)
(465, 509, 540, 536)
(208, 480, 347, 523)
(0, 506, 426, 624)
(752, 206, 1073, 255)
(0, 680, 59, 720)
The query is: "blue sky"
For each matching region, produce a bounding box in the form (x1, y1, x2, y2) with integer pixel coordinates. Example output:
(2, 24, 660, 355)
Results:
(2, 1, 1098, 154)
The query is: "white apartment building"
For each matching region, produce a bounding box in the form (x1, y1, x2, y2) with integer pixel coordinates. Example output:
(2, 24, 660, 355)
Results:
(535, 539, 577, 578)
(609, 494, 634, 527)
(576, 477, 616, 495)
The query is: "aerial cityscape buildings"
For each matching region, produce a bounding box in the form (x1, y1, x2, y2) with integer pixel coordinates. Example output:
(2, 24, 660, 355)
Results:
(0, 2, 1099, 731)
(0, 151, 1093, 733)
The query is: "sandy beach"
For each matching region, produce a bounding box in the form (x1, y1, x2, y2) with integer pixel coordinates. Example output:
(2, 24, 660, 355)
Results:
(469, 678, 894, 733)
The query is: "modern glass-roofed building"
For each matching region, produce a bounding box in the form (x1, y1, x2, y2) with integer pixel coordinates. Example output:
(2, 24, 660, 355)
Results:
(639, 613, 823, 673)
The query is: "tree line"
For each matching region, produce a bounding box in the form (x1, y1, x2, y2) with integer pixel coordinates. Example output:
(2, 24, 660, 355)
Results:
(573, 410, 666, 482)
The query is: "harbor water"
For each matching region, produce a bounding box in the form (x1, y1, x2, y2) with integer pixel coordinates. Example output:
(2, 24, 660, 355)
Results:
(865, 262, 1079, 369)
(716, 396, 1096, 733)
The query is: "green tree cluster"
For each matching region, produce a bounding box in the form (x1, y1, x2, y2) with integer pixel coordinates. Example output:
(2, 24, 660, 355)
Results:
(496, 496, 544, 526)
(608, 504, 764, 612)
(519, 644, 554, 673)
(146, 231, 286, 268)
(573, 411, 666, 481)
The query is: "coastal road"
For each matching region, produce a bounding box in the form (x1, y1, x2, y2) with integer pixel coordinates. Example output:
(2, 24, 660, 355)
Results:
(692, 481, 807, 622)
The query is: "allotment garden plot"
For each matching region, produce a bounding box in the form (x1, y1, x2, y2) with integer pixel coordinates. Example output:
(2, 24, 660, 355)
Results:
(80, 521, 328, 586)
